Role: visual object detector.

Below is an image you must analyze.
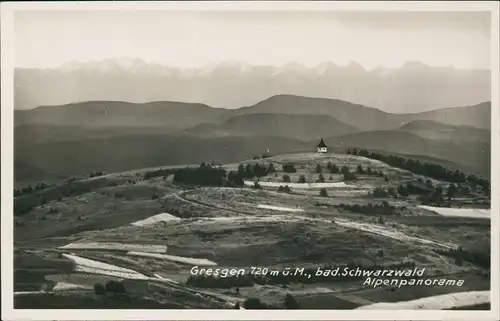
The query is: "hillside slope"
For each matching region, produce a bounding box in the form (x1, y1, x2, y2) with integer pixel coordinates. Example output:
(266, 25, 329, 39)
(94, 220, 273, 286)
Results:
(399, 120, 490, 142)
(320, 130, 490, 176)
(14, 135, 309, 182)
(14, 101, 228, 130)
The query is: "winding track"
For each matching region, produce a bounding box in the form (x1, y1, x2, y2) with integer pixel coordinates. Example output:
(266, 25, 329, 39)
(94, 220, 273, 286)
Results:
(172, 188, 455, 249)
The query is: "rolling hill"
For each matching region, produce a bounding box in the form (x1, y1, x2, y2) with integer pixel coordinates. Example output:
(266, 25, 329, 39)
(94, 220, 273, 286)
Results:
(320, 130, 490, 176)
(399, 120, 491, 142)
(14, 100, 227, 130)
(15, 95, 491, 132)
(181, 113, 359, 141)
(14, 135, 310, 182)
(13, 95, 491, 182)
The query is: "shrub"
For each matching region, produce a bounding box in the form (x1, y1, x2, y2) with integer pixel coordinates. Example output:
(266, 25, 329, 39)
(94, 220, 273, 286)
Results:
(356, 165, 365, 174)
(397, 185, 409, 197)
(372, 187, 388, 198)
(329, 164, 340, 173)
(282, 163, 297, 173)
(252, 181, 262, 189)
(277, 185, 291, 193)
(343, 171, 357, 181)
(317, 174, 325, 183)
(319, 188, 328, 197)
(243, 298, 269, 309)
(174, 164, 227, 186)
(298, 175, 307, 183)
(284, 293, 300, 309)
(105, 280, 126, 295)
(387, 187, 398, 198)
(227, 171, 244, 186)
(283, 174, 291, 183)
(267, 163, 276, 174)
(94, 283, 106, 295)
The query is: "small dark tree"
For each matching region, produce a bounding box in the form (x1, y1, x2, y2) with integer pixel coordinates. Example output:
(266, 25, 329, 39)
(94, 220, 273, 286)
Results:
(234, 302, 241, 309)
(343, 171, 357, 181)
(341, 165, 350, 174)
(94, 283, 106, 295)
(238, 164, 245, 177)
(373, 187, 389, 198)
(298, 175, 307, 183)
(317, 174, 325, 183)
(316, 164, 322, 173)
(284, 293, 300, 309)
(397, 185, 409, 197)
(447, 183, 457, 199)
(319, 188, 328, 197)
(253, 181, 262, 189)
(283, 174, 291, 183)
(244, 298, 268, 309)
(356, 165, 365, 174)
(387, 187, 398, 198)
(282, 163, 297, 173)
(266, 163, 276, 174)
(105, 280, 126, 295)
(329, 164, 340, 174)
(228, 171, 244, 186)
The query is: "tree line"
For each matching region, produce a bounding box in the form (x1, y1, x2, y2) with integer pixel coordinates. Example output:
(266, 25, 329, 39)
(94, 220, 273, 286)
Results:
(347, 148, 490, 194)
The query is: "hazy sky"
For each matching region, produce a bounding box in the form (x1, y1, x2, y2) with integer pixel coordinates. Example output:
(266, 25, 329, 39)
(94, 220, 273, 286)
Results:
(15, 10, 491, 70)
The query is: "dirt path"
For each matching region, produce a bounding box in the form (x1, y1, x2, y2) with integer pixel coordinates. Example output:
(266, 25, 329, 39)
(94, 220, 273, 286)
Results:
(333, 219, 453, 249)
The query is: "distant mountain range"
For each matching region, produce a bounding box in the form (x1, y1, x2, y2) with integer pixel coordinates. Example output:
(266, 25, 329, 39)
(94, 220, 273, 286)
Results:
(14, 95, 491, 183)
(15, 58, 490, 113)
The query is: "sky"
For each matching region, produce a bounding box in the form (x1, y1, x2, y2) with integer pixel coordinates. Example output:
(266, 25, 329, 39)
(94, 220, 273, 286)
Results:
(14, 10, 491, 70)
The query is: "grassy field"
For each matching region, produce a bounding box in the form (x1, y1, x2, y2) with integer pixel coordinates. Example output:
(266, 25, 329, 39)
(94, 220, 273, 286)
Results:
(13, 152, 491, 309)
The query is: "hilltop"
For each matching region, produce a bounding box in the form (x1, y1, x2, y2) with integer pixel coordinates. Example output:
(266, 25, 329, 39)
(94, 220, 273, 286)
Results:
(14, 151, 491, 309)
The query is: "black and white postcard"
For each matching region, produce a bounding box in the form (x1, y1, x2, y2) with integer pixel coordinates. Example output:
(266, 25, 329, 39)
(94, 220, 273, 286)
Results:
(1, 1, 499, 320)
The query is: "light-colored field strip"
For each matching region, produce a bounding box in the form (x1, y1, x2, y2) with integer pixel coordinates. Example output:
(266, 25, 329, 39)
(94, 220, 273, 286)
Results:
(131, 212, 182, 226)
(356, 290, 490, 310)
(418, 205, 490, 219)
(62, 253, 150, 280)
(14, 291, 45, 296)
(60, 242, 168, 253)
(333, 219, 453, 249)
(52, 282, 87, 291)
(257, 204, 304, 212)
(192, 215, 332, 225)
(127, 251, 218, 267)
(244, 181, 352, 189)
